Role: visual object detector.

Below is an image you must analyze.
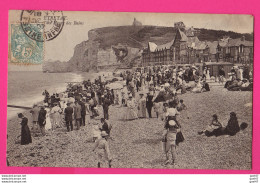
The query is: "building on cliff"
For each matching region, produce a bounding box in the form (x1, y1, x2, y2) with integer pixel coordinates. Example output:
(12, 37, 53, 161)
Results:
(142, 28, 201, 66)
(133, 18, 142, 27)
(142, 28, 254, 66)
(174, 21, 186, 30)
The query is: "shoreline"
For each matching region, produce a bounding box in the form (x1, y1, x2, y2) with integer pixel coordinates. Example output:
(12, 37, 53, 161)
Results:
(7, 85, 253, 169)
(6, 69, 253, 169)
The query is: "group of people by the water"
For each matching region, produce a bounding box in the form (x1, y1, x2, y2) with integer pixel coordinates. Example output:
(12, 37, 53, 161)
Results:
(17, 63, 251, 167)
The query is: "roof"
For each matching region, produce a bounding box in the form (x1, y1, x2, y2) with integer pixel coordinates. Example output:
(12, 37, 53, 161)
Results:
(148, 42, 157, 52)
(207, 41, 218, 54)
(225, 38, 253, 47)
(145, 29, 202, 52)
(194, 42, 208, 50)
(179, 29, 188, 42)
(219, 41, 228, 47)
(154, 39, 174, 51)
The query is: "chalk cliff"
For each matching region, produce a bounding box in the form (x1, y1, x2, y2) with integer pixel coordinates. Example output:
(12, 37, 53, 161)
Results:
(42, 20, 253, 72)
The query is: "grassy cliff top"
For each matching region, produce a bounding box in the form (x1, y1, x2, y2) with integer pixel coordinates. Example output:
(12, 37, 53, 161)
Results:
(90, 25, 253, 49)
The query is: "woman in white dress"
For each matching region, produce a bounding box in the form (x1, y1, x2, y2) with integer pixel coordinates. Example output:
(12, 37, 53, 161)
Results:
(45, 107, 52, 131)
(206, 69, 211, 80)
(192, 80, 202, 93)
(50, 103, 62, 129)
(124, 95, 138, 121)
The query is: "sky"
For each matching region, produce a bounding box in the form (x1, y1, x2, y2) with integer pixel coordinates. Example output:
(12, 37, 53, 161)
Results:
(8, 11, 254, 71)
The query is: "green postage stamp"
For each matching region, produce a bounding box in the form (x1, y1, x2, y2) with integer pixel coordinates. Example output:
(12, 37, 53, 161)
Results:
(9, 24, 44, 65)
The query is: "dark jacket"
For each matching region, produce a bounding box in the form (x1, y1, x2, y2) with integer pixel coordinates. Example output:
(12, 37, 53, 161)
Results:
(202, 82, 210, 91)
(146, 95, 154, 108)
(38, 109, 47, 127)
(101, 122, 110, 134)
(226, 117, 240, 135)
(64, 106, 73, 121)
(219, 69, 225, 76)
(102, 97, 111, 110)
(80, 102, 86, 115)
(21, 117, 32, 145)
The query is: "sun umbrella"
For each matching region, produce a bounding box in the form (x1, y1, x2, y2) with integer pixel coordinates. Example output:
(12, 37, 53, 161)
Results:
(106, 82, 123, 89)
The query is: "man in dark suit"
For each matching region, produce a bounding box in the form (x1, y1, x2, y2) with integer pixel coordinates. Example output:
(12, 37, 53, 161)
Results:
(38, 106, 47, 136)
(64, 103, 73, 132)
(80, 100, 86, 126)
(102, 95, 111, 120)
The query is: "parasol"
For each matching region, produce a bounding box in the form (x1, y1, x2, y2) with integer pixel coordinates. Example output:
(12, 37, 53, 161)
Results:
(106, 82, 124, 89)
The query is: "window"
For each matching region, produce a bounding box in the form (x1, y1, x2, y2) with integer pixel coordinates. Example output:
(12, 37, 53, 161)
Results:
(239, 45, 244, 53)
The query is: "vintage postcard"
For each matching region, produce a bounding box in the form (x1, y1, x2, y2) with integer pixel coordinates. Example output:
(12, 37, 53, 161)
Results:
(7, 10, 253, 169)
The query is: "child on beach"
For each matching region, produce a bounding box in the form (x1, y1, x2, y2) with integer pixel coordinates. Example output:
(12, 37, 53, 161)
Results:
(121, 92, 126, 106)
(161, 102, 169, 121)
(177, 99, 187, 112)
(153, 102, 160, 118)
(92, 121, 101, 142)
(198, 114, 222, 136)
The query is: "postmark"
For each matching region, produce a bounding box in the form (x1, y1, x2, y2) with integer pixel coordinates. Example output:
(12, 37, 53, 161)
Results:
(10, 24, 44, 65)
(20, 10, 65, 42)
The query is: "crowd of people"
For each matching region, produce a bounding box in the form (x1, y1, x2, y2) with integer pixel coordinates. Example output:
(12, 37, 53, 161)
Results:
(224, 65, 253, 91)
(17, 64, 251, 167)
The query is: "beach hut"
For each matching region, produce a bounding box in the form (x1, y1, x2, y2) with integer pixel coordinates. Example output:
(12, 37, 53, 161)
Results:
(204, 62, 234, 78)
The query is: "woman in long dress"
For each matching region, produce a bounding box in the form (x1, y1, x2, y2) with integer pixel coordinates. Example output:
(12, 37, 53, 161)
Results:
(50, 103, 62, 129)
(206, 69, 211, 80)
(124, 95, 138, 121)
(137, 93, 147, 118)
(192, 80, 202, 93)
(18, 113, 32, 145)
(45, 107, 52, 131)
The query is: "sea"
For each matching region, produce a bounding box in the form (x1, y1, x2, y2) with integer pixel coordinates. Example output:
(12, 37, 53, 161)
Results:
(7, 71, 112, 120)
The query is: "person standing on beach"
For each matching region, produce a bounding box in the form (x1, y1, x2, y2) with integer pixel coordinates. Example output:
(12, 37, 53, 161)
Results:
(138, 93, 147, 118)
(74, 100, 82, 130)
(79, 99, 86, 126)
(50, 103, 62, 129)
(93, 131, 112, 168)
(18, 113, 32, 145)
(30, 104, 40, 132)
(162, 120, 179, 165)
(64, 102, 74, 132)
(218, 67, 225, 84)
(38, 106, 47, 136)
(146, 92, 154, 118)
(102, 95, 111, 120)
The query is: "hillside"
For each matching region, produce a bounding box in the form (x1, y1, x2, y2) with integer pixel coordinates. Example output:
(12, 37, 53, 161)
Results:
(43, 25, 253, 72)
(92, 25, 253, 49)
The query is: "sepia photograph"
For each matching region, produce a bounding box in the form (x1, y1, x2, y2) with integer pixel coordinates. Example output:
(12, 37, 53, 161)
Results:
(7, 10, 253, 169)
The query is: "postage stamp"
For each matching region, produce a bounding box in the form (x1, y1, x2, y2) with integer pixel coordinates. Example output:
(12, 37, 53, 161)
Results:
(9, 24, 44, 65)
(20, 10, 65, 42)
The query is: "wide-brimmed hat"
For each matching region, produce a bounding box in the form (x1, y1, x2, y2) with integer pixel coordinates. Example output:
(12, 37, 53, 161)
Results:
(169, 120, 176, 126)
(101, 131, 108, 137)
(93, 121, 99, 125)
(164, 83, 170, 87)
